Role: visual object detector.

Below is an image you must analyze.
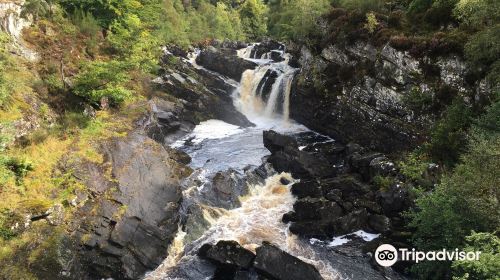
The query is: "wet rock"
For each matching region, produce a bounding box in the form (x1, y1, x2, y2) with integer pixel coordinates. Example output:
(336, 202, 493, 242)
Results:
(320, 175, 371, 196)
(71, 133, 187, 279)
(377, 184, 413, 217)
(199, 240, 255, 269)
(289, 221, 332, 238)
(282, 211, 297, 223)
(324, 189, 342, 202)
(293, 198, 324, 220)
(369, 156, 396, 178)
(279, 177, 291, 185)
(250, 39, 284, 59)
(254, 242, 323, 280)
(197, 46, 257, 80)
(369, 214, 391, 233)
(234, 270, 254, 280)
(201, 169, 248, 209)
(264, 131, 336, 179)
(290, 180, 322, 199)
(351, 152, 384, 180)
(353, 199, 383, 214)
(334, 208, 369, 235)
(145, 97, 187, 144)
(318, 201, 344, 221)
(156, 55, 254, 128)
(263, 130, 298, 153)
(211, 39, 248, 50)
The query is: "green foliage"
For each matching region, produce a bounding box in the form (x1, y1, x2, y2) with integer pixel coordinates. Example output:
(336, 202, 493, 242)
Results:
(0, 156, 34, 185)
(373, 175, 396, 191)
(0, 210, 16, 241)
(268, 0, 330, 42)
(70, 10, 101, 37)
(399, 152, 432, 185)
(427, 98, 472, 166)
(0, 32, 13, 108)
(454, 0, 500, 28)
(407, 0, 459, 26)
(402, 86, 433, 113)
(73, 60, 133, 106)
(407, 0, 433, 15)
(472, 97, 500, 140)
(464, 25, 500, 67)
(453, 0, 500, 86)
(337, 0, 385, 13)
(364, 12, 379, 33)
(452, 232, 500, 280)
(239, 0, 268, 39)
(21, 0, 52, 22)
(409, 101, 500, 279)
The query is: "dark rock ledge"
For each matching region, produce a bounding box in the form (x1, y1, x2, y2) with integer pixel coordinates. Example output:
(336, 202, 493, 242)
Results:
(263, 130, 412, 239)
(199, 240, 323, 280)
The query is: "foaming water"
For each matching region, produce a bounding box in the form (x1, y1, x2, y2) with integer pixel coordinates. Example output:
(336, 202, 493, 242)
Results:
(146, 44, 341, 279)
(235, 47, 298, 122)
(146, 174, 341, 280)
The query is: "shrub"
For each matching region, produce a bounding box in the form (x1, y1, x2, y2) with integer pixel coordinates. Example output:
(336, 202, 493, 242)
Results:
(389, 35, 415, 51)
(70, 10, 101, 37)
(427, 98, 472, 166)
(73, 60, 133, 106)
(373, 175, 396, 191)
(402, 87, 433, 113)
(388, 10, 404, 28)
(452, 232, 500, 280)
(0, 32, 13, 108)
(338, 0, 385, 13)
(409, 101, 500, 279)
(364, 12, 379, 33)
(464, 24, 500, 68)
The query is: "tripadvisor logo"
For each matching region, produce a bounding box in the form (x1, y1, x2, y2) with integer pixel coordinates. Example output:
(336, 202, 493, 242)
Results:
(374, 244, 481, 267)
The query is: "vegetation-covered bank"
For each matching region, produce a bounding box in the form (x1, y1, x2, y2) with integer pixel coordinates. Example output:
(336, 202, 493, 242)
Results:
(274, 1, 499, 279)
(0, 0, 267, 278)
(0, 0, 498, 279)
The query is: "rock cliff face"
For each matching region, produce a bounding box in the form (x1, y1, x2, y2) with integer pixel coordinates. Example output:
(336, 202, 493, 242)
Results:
(288, 41, 491, 153)
(66, 133, 190, 279)
(52, 45, 256, 279)
(263, 130, 411, 239)
(0, 0, 38, 61)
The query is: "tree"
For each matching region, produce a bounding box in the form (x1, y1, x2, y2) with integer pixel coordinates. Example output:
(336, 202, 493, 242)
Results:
(409, 101, 500, 279)
(268, 0, 330, 42)
(454, 0, 500, 86)
(239, 0, 268, 39)
(73, 60, 133, 106)
(21, 0, 50, 22)
(452, 232, 500, 280)
(454, 0, 500, 28)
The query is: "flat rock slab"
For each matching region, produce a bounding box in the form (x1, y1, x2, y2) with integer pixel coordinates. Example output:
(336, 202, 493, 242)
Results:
(254, 242, 323, 280)
(199, 240, 255, 269)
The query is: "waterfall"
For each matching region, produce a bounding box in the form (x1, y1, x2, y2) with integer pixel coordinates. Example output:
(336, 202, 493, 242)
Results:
(264, 73, 286, 117)
(144, 43, 340, 280)
(235, 44, 298, 123)
(236, 44, 255, 59)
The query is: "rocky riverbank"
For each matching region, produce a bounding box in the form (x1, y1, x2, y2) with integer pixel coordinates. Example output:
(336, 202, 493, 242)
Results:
(287, 40, 492, 153)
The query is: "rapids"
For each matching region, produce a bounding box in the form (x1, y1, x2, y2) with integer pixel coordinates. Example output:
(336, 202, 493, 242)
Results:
(145, 44, 342, 280)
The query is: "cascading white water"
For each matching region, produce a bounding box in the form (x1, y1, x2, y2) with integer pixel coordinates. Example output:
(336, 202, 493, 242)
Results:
(235, 47, 298, 123)
(146, 44, 341, 280)
(147, 174, 340, 280)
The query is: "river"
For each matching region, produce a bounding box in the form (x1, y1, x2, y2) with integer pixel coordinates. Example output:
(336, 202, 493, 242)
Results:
(145, 44, 378, 280)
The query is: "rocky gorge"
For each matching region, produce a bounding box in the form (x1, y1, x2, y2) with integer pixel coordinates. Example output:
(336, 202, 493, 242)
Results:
(1, 3, 495, 278)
